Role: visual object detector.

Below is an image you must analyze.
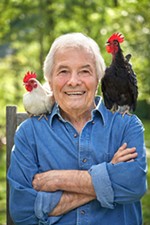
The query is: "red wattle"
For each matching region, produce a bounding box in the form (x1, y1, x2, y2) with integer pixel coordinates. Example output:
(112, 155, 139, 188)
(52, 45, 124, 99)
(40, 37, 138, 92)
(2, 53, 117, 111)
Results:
(106, 45, 111, 53)
(25, 84, 33, 92)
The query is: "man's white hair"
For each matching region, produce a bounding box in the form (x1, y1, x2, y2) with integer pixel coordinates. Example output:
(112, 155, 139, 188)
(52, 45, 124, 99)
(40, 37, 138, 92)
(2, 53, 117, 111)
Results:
(43, 32, 106, 81)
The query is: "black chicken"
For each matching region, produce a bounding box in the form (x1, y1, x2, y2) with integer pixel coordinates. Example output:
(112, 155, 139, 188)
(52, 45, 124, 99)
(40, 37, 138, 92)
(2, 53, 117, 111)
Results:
(101, 33, 138, 115)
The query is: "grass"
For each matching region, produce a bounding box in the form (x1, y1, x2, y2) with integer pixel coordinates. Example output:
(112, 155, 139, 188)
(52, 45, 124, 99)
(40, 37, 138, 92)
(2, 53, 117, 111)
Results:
(0, 120, 150, 225)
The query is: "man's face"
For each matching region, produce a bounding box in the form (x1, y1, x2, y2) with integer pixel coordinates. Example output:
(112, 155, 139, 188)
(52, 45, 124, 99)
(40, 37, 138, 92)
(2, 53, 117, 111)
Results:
(50, 47, 98, 116)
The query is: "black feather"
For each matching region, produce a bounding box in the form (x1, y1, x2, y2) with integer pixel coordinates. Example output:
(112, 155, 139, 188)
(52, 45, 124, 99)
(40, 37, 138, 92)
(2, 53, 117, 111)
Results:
(101, 43, 138, 114)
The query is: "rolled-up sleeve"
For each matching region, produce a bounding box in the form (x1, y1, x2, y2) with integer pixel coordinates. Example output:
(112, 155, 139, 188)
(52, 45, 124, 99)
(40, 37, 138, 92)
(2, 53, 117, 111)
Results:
(107, 160, 147, 204)
(88, 162, 114, 209)
(34, 191, 62, 224)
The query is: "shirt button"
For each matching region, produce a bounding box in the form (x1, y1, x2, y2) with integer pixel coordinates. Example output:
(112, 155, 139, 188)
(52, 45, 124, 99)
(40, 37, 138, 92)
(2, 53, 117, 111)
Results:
(74, 133, 78, 138)
(82, 158, 87, 163)
(92, 120, 95, 124)
(80, 210, 85, 215)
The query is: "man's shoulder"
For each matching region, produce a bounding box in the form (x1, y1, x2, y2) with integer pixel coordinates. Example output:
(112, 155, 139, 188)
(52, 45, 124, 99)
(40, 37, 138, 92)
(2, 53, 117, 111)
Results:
(16, 114, 51, 133)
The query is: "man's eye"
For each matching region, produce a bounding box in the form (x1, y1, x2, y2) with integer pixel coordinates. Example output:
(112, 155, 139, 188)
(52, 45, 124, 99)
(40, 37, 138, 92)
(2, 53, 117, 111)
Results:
(58, 70, 69, 76)
(60, 70, 68, 74)
(83, 70, 90, 73)
(79, 70, 91, 76)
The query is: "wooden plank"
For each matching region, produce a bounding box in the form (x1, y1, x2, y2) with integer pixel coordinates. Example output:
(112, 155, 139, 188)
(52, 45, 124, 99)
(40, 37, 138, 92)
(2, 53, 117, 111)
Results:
(6, 106, 17, 171)
(6, 106, 28, 225)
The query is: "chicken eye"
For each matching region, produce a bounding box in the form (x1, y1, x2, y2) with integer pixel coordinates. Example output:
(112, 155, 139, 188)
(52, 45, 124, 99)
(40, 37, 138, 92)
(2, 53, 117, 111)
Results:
(113, 40, 118, 46)
(29, 80, 37, 88)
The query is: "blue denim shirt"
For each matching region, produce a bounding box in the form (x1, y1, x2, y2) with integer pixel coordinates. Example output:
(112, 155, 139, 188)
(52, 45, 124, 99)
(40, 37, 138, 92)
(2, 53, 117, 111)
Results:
(7, 96, 147, 225)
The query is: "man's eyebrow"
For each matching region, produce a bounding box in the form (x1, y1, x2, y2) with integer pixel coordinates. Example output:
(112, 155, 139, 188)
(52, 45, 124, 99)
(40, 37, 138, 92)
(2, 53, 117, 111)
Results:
(56, 64, 93, 70)
(80, 64, 93, 70)
(56, 65, 69, 70)
(82, 64, 91, 68)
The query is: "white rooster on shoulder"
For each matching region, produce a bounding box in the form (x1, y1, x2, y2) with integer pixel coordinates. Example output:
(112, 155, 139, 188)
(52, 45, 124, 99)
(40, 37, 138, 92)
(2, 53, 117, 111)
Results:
(23, 71, 54, 120)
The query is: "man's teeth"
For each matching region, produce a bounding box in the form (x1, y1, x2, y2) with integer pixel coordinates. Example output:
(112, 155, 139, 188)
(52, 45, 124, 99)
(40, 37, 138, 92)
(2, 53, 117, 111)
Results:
(66, 91, 85, 95)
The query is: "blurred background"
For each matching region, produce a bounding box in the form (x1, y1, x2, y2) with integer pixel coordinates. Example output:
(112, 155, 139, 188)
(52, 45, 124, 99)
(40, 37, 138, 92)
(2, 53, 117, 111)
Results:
(0, 0, 150, 224)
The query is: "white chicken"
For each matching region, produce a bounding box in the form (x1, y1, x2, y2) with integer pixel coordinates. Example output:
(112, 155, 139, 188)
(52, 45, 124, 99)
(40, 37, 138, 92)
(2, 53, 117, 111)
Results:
(23, 71, 54, 120)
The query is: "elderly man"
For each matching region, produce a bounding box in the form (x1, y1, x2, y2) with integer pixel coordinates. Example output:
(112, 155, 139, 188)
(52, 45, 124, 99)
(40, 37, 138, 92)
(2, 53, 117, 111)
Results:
(8, 33, 147, 225)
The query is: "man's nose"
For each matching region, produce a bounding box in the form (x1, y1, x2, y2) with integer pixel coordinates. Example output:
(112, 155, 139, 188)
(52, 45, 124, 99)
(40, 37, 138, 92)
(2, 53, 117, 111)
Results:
(67, 72, 82, 86)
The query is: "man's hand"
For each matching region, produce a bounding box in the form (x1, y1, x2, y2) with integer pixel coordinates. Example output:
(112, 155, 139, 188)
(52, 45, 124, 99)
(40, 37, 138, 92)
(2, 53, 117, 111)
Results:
(32, 170, 96, 196)
(111, 143, 138, 164)
(32, 170, 60, 192)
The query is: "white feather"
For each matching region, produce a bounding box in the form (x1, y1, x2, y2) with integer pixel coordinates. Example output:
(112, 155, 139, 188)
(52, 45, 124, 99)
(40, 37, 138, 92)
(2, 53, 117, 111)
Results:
(23, 79, 54, 116)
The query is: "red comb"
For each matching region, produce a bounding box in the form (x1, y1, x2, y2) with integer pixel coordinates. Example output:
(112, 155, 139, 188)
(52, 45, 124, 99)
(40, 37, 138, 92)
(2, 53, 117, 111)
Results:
(23, 71, 37, 83)
(107, 33, 124, 43)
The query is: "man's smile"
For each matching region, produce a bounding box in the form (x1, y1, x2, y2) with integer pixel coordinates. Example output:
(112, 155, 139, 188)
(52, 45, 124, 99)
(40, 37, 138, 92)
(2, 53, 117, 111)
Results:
(64, 91, 86, 96)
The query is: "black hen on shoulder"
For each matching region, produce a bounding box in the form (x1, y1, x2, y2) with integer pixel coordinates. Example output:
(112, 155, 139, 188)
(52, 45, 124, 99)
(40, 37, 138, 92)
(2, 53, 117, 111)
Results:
(101, 33, 138, 115)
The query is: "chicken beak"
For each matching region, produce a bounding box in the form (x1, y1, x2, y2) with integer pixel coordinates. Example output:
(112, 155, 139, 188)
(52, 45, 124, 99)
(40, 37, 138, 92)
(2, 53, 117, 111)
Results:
(105, 41, 110, 46)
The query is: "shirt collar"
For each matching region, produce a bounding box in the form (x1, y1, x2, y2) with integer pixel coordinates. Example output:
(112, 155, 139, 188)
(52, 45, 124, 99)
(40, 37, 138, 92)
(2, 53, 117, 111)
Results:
(92, 96, 106, 125)
(49, 96, 106, 127)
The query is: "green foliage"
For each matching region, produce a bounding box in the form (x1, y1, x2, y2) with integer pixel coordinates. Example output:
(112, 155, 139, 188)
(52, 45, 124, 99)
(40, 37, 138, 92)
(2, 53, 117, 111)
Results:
(143, 120, 150, 149)
(135, 100, 150, 120)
